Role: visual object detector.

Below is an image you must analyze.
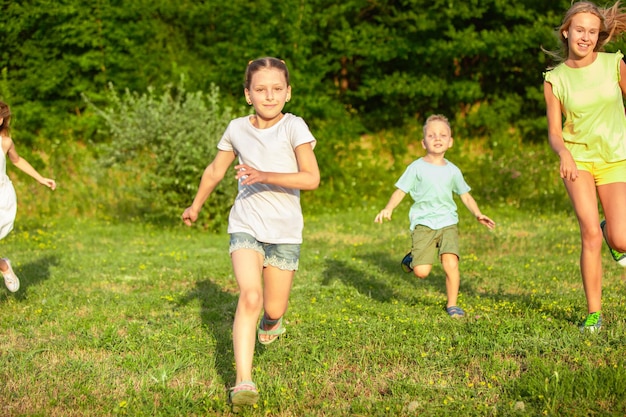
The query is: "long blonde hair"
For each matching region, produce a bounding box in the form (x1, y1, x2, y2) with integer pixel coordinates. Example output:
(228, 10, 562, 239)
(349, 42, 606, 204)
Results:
(544, 1, 626, 66)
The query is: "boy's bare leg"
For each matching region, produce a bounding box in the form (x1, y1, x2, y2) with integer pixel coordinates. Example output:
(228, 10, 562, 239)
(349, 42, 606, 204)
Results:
(441, 253, 460, 308)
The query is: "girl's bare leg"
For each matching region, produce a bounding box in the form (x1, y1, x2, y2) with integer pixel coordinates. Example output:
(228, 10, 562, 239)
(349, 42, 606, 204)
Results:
(563, 172, 603, 314)
(598, 182, 626, 253)
(259, 265, 294, 343)
(231, 249, 264, 384)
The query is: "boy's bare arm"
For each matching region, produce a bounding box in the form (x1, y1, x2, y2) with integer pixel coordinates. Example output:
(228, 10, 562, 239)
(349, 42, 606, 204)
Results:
(459, 193, 495, 229)
(375, 189, 407, 223)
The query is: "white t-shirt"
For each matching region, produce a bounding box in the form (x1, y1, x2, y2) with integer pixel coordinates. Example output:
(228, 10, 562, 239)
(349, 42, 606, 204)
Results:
(218, 113, 316, 244)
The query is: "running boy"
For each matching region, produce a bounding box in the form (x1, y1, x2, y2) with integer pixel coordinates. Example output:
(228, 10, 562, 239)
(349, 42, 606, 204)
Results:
(374, 114, 495, 317)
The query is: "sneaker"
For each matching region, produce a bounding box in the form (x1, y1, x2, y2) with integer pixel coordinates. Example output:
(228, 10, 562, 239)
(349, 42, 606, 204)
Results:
(401, 252, 413, 273)
(600, 220, 626, 267)
(580, 311, 602, 333)
(1, 258, 19, 292)
(446, 306, 465, 318)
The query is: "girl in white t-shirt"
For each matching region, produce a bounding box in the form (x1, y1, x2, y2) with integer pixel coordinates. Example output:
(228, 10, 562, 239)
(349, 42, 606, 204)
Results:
(0, 100, 56, 293)
(182, 57, 320, 410)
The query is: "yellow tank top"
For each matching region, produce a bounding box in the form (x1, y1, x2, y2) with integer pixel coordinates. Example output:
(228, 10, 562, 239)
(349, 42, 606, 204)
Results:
(544, 52, 626, 162)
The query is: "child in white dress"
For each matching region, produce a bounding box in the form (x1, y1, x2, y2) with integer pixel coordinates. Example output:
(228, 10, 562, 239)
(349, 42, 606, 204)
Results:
(0, 100, 56, 292)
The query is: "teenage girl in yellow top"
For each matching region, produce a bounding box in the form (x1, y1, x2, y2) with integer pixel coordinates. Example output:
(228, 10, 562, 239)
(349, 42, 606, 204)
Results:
(543, 1, 626, 332)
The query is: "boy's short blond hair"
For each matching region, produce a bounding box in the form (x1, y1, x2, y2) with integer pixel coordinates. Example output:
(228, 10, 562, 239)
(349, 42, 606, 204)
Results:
(423, 114, 451, 137)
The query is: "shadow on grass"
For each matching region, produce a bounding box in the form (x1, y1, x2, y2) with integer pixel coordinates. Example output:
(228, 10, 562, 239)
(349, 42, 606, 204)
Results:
(1, 255, 58, 302)
(178, 279, 276, 393)
(322, 258, 398, 302)
(178, 279, 238, 388)
(320, 245, 583, 325)
(322, 251, 451, 306)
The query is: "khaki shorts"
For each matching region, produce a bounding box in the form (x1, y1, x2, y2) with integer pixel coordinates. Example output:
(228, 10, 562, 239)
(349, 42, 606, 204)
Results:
(576, 159, 626, 186)
(410, 224, 460, 266)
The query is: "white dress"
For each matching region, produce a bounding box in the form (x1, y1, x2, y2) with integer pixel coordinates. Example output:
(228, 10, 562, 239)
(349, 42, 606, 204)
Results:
(0, 143, 17, 240)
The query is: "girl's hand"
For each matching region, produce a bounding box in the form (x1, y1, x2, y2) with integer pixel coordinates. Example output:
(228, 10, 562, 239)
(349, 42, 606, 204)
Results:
(40, 178, 56, 190)
(374, 209, 392, 223)
(235, 164, 266, 185)
(558, 150, 578, 182)
(477, 214, 496, 229)
(181, 206, 198, 226)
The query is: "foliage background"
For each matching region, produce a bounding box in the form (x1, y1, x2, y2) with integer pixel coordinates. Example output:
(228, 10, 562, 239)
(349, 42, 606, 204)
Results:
(0, 0, 612, 222)
(2, 3, 625, 415)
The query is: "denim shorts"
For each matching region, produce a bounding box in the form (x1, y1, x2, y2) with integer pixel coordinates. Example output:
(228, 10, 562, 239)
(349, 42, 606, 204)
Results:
(229, 232, 300, 271)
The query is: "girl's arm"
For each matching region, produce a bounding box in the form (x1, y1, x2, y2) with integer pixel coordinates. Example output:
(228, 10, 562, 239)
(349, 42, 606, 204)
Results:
(234, 142, 320, 190)
(182, 150, 236, 226)
(459, 192, 495, 229)
(374, 189, 407, 223)
(618, 59, 626, 96)
(544, 80, 577, 182)
(5, 137, 56, 190)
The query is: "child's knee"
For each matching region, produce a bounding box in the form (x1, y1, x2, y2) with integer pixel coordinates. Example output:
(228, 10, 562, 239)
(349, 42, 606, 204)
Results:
(239, 289, 263, 310)
(441, 254, 459, 271)
(413, 265, 431, 279)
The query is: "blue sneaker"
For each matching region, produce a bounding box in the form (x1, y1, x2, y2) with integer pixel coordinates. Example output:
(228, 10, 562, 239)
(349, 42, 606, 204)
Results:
(579, 312, 602, 333)
(600, 220, 626, 267)
(401, 252, 413, 273)
(446, 306, 465, 318)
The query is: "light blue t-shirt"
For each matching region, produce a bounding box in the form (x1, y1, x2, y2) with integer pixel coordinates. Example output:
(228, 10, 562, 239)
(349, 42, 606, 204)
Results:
(395, 158, 471, 231)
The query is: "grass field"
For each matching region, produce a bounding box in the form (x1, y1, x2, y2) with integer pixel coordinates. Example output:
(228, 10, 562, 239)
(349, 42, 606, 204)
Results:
(1, 206, 625, 416)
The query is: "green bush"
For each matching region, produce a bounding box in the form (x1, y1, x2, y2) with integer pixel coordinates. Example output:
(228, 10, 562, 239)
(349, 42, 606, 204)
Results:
(83, 77, 244, 228)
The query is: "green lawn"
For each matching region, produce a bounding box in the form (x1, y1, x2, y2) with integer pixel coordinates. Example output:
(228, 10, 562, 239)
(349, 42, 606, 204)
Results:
(1, 206, 625, 416)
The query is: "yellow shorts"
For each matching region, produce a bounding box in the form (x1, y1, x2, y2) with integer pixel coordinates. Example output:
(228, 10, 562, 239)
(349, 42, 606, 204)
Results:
(576, 160, 626, 186)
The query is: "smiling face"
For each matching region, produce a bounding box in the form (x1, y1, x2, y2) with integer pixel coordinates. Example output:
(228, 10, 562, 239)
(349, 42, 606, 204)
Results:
(244, 67, 291, 129)
(565, 12, 601, 63)
(421, 119, 453, 156)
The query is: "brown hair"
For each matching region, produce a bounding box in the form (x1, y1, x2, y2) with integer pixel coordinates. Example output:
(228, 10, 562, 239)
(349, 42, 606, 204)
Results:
(0, 100, 11, 137)
(544, 1, 626, 66)
(244, 57, 290, 90)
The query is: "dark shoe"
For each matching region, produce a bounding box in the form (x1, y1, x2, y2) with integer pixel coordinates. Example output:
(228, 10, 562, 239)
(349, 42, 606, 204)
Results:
(401, 252, 413, 273)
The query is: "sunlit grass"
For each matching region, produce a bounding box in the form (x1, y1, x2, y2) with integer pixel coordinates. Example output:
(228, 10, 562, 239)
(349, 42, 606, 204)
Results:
(1, 207, 625, 416)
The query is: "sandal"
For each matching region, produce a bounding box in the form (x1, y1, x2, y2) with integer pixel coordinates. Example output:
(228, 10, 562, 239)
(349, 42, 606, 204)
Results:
(1, 258, 20, 293)
(229, 380, 259, 411)
(446, 306, 465, 318)
(257, 315, 286, 345)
